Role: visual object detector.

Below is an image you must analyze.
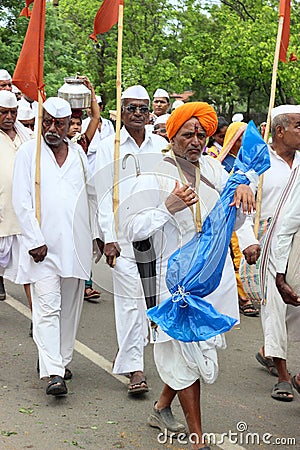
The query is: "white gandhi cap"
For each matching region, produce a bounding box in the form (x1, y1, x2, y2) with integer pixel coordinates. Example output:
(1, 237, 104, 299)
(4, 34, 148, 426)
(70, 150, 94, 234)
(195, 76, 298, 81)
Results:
(43, 97, 72, 118)
(172, 100, 184, 110)
(154, 114, 170, 126)
(0, 90, 18, 108)
(121, 85, 150, 101)
(153, 88, 169, 99)
(271, 104, 300, 120)
(17, 107, 35, 121)
(0, 69, 11, 81)
(232, 113, 244, 122)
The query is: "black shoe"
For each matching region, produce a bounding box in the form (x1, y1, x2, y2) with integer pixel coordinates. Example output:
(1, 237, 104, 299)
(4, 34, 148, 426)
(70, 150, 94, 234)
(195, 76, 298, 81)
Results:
(0, 276, 6, 301)
(29, 321, 33, 337)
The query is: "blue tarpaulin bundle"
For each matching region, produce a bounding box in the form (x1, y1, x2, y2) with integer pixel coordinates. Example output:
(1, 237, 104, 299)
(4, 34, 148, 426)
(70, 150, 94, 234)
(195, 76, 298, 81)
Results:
(147, 121, 270, 342)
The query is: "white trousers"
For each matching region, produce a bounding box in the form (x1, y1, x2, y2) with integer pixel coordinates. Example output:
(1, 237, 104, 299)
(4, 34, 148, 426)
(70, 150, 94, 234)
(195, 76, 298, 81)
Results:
(31, 275, 84, 378)
(262, 274, 300, 360)
(112, 255, 148, 374)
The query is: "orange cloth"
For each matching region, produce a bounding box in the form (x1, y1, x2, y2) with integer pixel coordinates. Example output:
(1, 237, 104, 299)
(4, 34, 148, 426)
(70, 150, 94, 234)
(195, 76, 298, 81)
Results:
(13, 0, 46, 101)
(166, 102, 218, 140)
(90, 0, 124, 41)
(217, 122, 246, 163)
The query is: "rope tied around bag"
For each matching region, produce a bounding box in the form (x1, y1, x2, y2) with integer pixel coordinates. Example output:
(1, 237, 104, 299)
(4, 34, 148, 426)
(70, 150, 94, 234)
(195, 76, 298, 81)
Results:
(172, 286, 190, 308)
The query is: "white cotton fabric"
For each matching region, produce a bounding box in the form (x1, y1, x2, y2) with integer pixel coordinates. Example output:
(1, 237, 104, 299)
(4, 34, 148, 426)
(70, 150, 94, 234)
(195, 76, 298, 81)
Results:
(154, 114, 170, 126)
(172, 100, 184, 110)
(0, 236, 13, 268)
(237, 148, 300, 358)
(0, 69, 11, 81)
(5, 138, 95, 284)
(0, 90, 17, 107)
(124, 155, 240, 344)
(236, 147, 300, 251)
(0, 122, 32, 238)
(81, 116, 115, 173)
(153, 88, 169, 99)
(94, 126, 166, 374)
(121, 85, 150, 101)
(31, 274, 84, 378)
(154, 336, 226, 390)
(124, 153, 245, 386)
(271, 104, 300, 120)
(17, 106, 35, 121)
(43, 97, 71, 118)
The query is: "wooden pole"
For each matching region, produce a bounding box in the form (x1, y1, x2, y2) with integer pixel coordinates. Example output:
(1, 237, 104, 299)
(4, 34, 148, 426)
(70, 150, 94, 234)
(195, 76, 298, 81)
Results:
(112, 3, 124, 266)
(35, 89, 43, 224)
(254, 14, 284, 237)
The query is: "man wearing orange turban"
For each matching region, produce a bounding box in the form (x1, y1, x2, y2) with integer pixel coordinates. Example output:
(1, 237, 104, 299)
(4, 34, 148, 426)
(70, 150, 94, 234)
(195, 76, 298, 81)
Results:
(166, 101, 218, 141)
(123, 101, 255, 449)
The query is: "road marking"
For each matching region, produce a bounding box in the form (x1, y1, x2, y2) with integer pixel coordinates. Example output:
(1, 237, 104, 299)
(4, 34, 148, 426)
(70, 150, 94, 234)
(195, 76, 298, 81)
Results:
(5, 295, 127, 386)
(5, 295, 247, 450)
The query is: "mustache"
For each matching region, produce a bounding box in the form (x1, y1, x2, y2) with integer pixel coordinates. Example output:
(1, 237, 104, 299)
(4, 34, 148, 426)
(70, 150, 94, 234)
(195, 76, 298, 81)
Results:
(44, 131, 60, 140)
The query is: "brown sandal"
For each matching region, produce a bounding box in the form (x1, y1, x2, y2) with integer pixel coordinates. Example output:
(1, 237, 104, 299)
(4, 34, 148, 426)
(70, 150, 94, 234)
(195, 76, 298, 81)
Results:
(128, 372, 149, 395)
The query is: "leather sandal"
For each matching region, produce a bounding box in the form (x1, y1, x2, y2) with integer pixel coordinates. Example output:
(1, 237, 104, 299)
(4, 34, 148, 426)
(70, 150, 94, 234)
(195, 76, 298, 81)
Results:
(46, 375, 68, 396)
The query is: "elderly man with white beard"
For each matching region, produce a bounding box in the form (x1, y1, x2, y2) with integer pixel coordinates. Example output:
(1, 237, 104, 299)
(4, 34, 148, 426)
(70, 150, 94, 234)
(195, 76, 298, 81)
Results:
(6, 97, 101, 397)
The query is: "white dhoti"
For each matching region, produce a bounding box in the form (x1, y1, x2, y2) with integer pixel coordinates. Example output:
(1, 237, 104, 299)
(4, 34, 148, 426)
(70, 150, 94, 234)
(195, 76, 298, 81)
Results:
(112, 255, 148, 375)
(0, 235, 14, 272)
(31, 275, 84, 379)
(154, 335, 226, 391)
(262, 273, 300, 360)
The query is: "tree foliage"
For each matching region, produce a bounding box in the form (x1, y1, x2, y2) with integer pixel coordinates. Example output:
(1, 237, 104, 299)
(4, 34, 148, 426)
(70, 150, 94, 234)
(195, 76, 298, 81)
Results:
(0, 0, 299, 119)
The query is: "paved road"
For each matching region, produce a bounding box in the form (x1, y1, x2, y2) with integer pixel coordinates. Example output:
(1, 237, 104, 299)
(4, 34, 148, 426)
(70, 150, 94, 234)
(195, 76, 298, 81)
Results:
(0, 259, 299, 450)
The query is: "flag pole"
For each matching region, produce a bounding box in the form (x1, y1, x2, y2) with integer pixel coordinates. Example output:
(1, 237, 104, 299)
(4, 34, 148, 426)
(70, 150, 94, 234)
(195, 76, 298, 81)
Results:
(112, 2, 124, 266)
(35, 89, 43, 224)
(254, 11, 285, 237)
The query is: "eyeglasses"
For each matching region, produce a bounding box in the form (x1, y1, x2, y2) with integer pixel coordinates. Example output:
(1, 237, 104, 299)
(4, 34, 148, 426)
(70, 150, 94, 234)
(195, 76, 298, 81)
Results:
(42, 117, 67, 129)
(123, 104, 149, 114)
(0, 108, 17, 116)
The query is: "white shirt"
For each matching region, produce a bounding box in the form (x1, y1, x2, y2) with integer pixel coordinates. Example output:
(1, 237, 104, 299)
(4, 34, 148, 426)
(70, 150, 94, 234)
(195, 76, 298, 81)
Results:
(124, 155, 241, 342)
(82, 117, 115, 173)
(236, 147, 300, 251)
(275, 169, 300, 273)
(10, 138, 95, 283)
(94, 126, 167, 257)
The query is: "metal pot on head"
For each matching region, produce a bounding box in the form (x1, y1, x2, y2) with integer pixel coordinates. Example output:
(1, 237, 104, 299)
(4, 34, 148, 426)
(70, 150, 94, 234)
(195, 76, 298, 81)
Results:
(57, 76, 91, 109)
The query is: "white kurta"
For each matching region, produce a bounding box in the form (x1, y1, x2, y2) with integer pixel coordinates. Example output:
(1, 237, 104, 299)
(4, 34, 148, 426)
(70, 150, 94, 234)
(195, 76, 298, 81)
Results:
(82, 117, 115, 173)
(5, 138, 94, 284)
(236, 148, 300, 359)
(275, 170, 300, 342)
(5, 137, 97, 378)
(94, 126, 167, 374)
(0, 121, 32, 272)
(124, 154, 241, 388)
(0, 121, 32, 238)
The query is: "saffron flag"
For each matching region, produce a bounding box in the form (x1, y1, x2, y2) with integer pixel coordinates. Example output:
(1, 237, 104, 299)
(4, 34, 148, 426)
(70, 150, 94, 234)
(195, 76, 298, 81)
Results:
(20, 0, 34, 18)
(13, 0, 46, 101)
(89, 0, 124, 42)
(279, 0, 291, 63)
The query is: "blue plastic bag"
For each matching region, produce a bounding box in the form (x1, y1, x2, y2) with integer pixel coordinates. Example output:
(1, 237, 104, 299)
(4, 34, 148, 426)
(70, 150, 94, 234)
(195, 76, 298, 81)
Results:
(147, 121, 270, 342)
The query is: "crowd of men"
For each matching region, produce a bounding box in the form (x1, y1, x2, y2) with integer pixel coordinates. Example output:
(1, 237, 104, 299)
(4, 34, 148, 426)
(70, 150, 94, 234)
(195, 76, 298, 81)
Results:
(1, 66, 300, 450)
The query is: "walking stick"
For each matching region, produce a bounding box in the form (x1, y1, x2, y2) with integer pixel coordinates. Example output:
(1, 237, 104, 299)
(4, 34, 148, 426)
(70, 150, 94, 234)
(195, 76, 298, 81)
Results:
(254, 11, 285, 237)
(112, 2, 124, 266)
